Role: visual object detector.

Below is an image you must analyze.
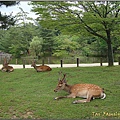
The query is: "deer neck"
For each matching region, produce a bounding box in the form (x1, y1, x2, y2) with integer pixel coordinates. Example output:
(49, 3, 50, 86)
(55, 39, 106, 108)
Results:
(33, 65, 37, 69)
(32, 65, 38, 71)
(63, 84, 72, 93)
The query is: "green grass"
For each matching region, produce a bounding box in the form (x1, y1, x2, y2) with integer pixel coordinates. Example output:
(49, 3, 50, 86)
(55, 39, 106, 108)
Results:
(0, 66, 120, 119)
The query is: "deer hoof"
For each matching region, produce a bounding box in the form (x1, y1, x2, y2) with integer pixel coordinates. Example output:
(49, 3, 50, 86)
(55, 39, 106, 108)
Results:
(54, 97, 58, 100)
(72, 100, 78, 104)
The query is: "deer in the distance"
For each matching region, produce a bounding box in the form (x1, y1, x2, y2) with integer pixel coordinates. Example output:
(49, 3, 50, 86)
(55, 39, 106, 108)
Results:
(1, 58, 14, 72)
(31, 61, 52, 72)
(54, 73, 106, 104)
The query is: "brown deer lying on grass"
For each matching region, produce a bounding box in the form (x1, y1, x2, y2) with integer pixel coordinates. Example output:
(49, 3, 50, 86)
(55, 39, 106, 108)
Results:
(1, 58, 14, 72)
(54, 73, 106, 104)
(31, 61, 52, 72)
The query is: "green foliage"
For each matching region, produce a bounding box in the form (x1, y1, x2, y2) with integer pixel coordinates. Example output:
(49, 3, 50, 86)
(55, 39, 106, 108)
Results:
(1, 1, 120, 61)
(53, 35, 80, 57)
(0, 1, 19, 7)
(0, 23, 41, 58)
(0, 1, 19, 29)
(81, 37, 107, 57)
(39, 28, 59, 57)
(0, 66, 120, 119)
(30, 1, 120, 36)
(30, 36, 43, 57)
(15, 7, 33, 27)
(0, 30, 11, 52)
(30, 1, 120, 66)
(0, 12, 16, 29)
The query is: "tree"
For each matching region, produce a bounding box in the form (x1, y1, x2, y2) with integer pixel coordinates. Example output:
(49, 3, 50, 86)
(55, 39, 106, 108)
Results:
(53, 35, 80, 57)
(29, 36, 43, 57)
(0, 30, 11, 52)
(0, 1, 19, 7)
(40, 28, 58, 57)
(30, 1, 120, 66)
(15, 7, 33, 27)
(0, 23, 41, 58)
(0, 1, 19, 29)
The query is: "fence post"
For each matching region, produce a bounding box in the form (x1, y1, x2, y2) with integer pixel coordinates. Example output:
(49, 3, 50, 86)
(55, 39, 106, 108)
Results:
(16, 59, 18, 64)
(77, 58, 79, 67)
(100, 57, 103, 66)
(23, 59, 25, 68)
(42, 59, 44, 65)
(118, 57, 120, 65)
(48, 57, 50, 64)
(60, 60, 63, 67)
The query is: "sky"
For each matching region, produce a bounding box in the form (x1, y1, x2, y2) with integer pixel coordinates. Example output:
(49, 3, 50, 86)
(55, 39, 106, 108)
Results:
(0, 1, 38, 19)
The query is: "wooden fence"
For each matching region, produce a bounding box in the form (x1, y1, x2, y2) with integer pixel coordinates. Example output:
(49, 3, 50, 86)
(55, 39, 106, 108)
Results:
(22, 57, 120, 68)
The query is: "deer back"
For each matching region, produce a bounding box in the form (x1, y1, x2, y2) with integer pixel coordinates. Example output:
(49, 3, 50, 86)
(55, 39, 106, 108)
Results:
(38, 65, 52, 71)
(70, 84, 104, 97)
(31, 61, 52, 72)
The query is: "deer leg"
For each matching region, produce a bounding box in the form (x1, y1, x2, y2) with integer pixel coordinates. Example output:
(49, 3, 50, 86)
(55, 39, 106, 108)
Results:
(73, 99, 91, 104)
(54, 96, 67, 100)
(55, 93, 76, 100)
(73, 94, 93, 104)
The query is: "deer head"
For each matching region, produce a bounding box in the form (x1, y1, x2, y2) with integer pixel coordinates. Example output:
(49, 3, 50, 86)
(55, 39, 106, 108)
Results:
(1, 57, 14, 72)
(54, 72, 67, 92)
(3, 57, 9, 66)
(31, 60, 36, 67)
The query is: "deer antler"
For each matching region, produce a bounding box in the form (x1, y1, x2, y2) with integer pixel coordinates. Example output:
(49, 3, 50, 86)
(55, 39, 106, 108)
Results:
(62, 74, 67, 83)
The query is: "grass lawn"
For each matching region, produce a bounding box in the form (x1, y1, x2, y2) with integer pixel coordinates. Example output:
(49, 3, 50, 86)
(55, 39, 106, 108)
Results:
(0, 66, 120, 119)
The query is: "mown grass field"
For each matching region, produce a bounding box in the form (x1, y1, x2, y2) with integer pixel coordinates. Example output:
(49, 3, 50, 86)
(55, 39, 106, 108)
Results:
(0, 66, 120, 119)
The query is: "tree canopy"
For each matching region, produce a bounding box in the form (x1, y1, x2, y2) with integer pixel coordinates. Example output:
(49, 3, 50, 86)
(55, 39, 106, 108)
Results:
(0, 1, 120, 65)
(30, 1, 120, 66)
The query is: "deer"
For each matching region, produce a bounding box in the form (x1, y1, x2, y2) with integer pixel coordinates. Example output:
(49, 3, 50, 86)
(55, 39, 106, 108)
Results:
(54, 72, 106, 104)
(1, 58, 14, 72)
(31, 61, 52, 72)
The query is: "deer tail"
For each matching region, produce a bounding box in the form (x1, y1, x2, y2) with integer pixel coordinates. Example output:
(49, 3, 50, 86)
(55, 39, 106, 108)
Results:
(101, 93, 106, 99)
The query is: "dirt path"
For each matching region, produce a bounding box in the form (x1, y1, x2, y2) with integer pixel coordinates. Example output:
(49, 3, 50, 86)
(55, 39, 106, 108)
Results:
(0, 62, 119, 69)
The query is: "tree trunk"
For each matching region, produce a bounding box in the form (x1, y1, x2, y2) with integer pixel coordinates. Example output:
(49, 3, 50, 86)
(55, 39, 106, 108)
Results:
(107, 41, 114, 66)
(106, 30, 114, 66)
